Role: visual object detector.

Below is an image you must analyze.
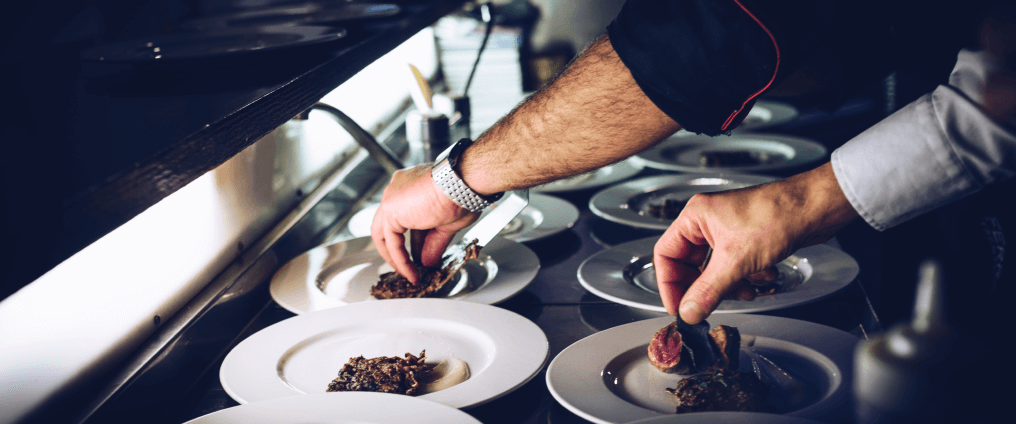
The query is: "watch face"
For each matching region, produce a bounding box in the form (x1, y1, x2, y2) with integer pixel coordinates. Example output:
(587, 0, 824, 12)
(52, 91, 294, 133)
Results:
(448, 138, 474, 168)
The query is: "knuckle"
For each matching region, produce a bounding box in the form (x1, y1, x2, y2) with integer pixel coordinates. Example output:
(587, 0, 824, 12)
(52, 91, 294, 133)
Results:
(687, 281, 722, 307)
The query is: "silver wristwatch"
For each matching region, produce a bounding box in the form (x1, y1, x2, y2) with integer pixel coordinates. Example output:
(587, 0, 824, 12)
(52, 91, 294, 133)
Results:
(431, 138, 503, 212)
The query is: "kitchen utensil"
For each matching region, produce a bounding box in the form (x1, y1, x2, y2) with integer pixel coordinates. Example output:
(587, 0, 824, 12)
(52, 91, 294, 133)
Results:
(444, 188, 529, 268)
(740, 334, 808, 411)
(407, 63, 434, 113)
(671, 246, 714, 372)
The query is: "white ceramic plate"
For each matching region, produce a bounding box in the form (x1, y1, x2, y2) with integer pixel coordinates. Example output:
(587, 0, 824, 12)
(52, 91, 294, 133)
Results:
(636, 134, 826, 174)
(547, 315, 858, 424)
(669, 100, 799, 137)
(737, 99, 800, 131)
(220, 299, 549, 409)
(270, 236, 539, 314)
(496, 193, 579, 242)
(184, 392, 481, 424)
(577, 237, 858, 313)
(348, 194, 578, 242)
(533, 158, 644, 193)
(346, 204, 380, 238)
(589, 174, 778, 230)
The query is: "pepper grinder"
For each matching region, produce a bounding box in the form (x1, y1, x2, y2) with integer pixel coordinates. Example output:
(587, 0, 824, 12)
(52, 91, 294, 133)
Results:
(853, 259, 959, 423)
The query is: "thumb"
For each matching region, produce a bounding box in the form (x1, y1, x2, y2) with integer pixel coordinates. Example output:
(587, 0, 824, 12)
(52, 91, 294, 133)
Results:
(679, 249, 746, 324)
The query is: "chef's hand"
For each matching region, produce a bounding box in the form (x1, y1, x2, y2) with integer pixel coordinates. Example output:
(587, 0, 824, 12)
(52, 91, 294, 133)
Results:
(371, 164, 479, 283)
(654, 163, 858, 324)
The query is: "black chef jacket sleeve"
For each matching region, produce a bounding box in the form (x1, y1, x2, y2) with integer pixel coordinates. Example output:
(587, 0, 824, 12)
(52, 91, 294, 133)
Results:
(608, 0, 845, 135)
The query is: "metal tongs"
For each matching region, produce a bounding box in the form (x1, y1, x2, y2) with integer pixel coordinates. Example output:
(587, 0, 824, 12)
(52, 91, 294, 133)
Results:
(446, 188, 528, 266)
(674, 246, 716, 373)
(411, 188, 529, 269)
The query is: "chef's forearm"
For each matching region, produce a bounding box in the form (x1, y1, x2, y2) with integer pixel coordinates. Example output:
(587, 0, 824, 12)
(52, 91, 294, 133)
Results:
(458, 35, 680, 196)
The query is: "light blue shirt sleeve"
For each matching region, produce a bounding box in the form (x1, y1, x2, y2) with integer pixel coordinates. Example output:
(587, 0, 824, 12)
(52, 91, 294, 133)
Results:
(831, 50, 1016, 231)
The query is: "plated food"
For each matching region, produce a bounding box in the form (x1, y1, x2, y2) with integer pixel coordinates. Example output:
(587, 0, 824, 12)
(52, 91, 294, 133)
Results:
(648, 323, 768, 414)
(577, 237, 858, 313)
(327, 351, 430, 395)
(546, 314, 858, 423)
(668, 368, 769, 414)
(590, 174, 778, 230)
(269, 236, 539, 314)
(220, 299, 549, 409)
(635, 134, 826, 174)
(371, 240, 480, 299)
(326, 350, 469, 396)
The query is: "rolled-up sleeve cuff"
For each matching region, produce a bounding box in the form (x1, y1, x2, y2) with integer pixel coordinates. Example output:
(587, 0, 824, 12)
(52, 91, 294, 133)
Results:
(831, 82, 1016, 231)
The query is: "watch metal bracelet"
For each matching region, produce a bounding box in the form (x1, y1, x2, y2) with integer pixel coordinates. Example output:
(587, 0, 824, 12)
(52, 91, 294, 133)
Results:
(432, 157, 497, 212)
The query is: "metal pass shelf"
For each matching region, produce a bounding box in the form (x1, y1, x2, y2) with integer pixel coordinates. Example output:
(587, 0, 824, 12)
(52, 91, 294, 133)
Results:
(0, 0, 467, 299)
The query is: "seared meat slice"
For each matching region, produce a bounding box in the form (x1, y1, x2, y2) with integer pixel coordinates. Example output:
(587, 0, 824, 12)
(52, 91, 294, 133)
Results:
(709, 325, 740, 371)
(648, 321, 685, 373)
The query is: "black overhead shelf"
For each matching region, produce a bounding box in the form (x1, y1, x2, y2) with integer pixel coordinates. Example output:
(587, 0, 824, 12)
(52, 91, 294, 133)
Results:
(0, 0, 466, 299)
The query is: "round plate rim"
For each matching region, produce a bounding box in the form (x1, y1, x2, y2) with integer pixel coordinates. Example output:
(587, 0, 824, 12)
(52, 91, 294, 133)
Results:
(269, 236, 540, 314)
(506, 193, 580, 242)
(736, 100, 799, 131)
(576, 237, 858, 313)
(635, 134, 827, 173)
(545, 314, 858, 424)
(533, 158, 644, 193)
(220, 298, 550, 409)
(588, 174, 778, 230)
(184, 392, 482, 424)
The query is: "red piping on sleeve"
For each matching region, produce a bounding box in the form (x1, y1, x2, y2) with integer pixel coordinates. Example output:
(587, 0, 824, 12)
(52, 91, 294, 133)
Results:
(721, 0, 781, 131)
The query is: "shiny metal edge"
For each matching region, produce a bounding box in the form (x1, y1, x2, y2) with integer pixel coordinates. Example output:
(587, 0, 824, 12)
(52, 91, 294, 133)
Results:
(68, 108, 412, 424)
